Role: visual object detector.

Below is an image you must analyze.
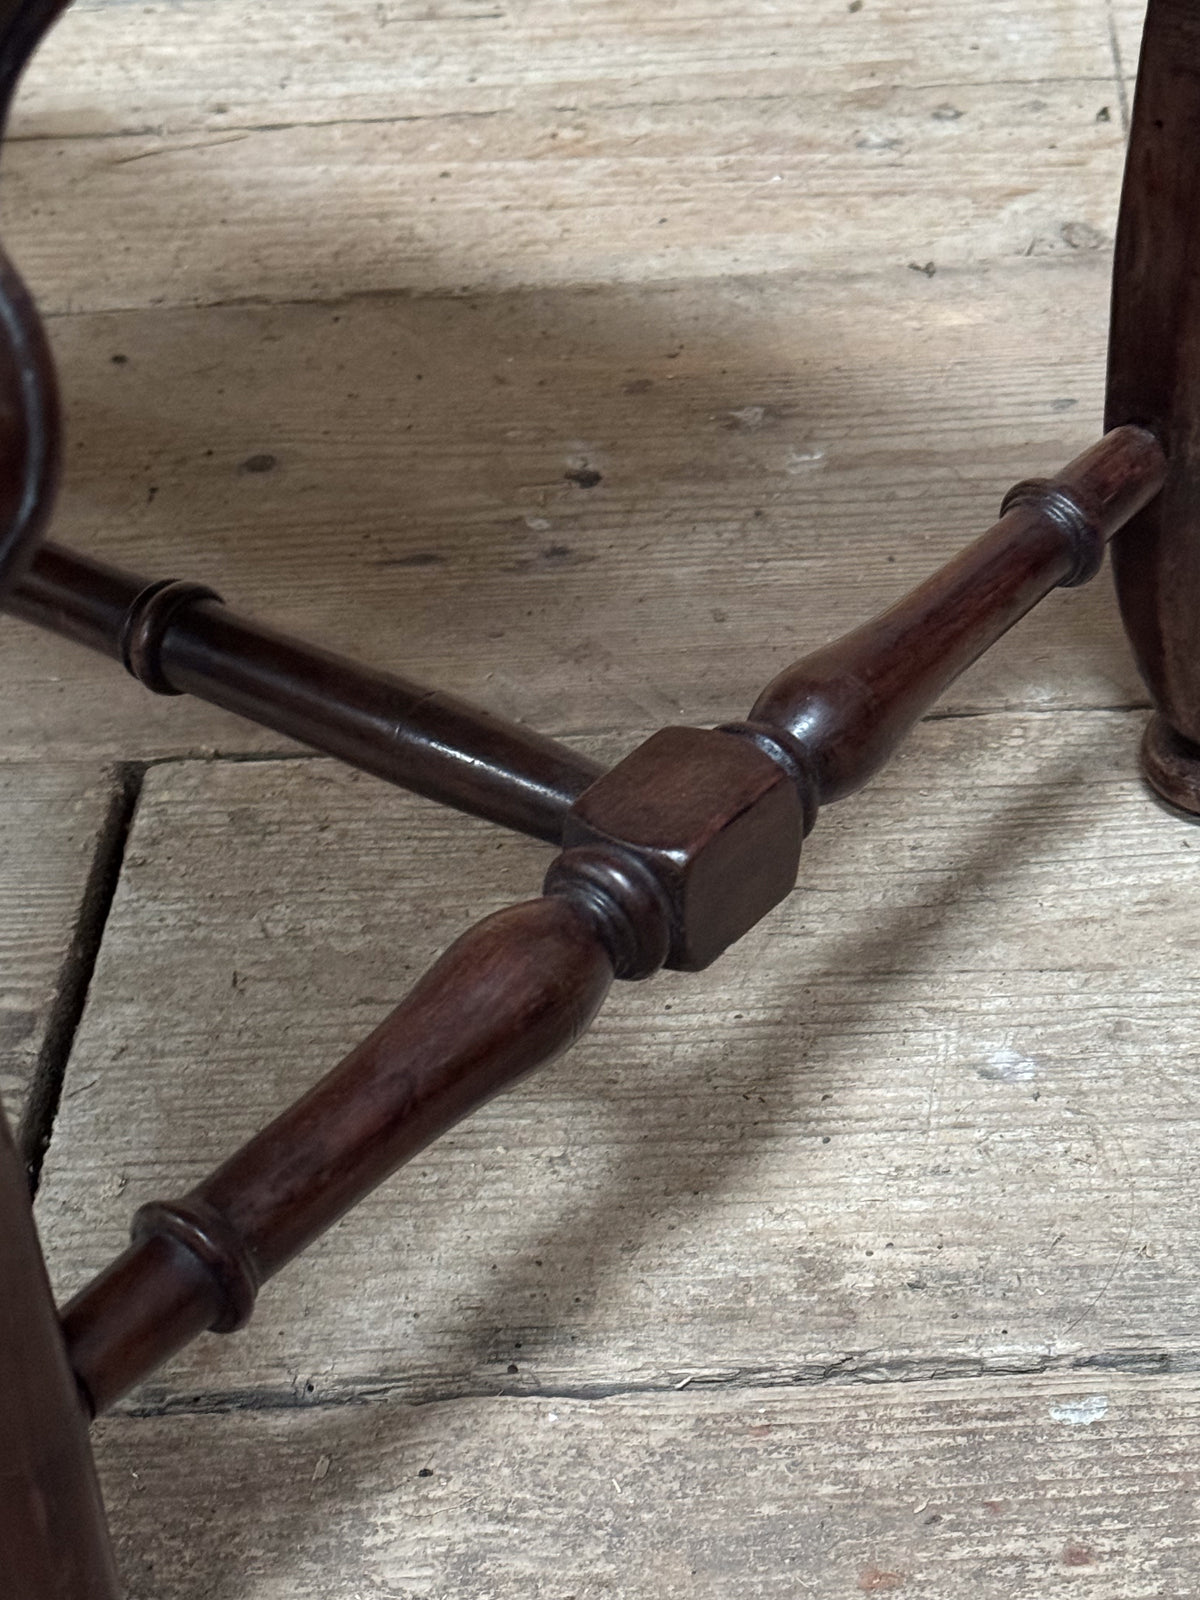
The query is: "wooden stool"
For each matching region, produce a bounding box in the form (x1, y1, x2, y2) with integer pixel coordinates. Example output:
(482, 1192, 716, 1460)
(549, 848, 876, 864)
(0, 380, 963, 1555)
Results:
(0, 1, 1193, 1592)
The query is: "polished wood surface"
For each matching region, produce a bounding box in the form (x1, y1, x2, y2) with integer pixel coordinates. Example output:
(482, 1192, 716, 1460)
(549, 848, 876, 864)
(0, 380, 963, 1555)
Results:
(64, 895, 614, 1415)
(13, 428, 1163, 860)
(750, 428, 1164, 806)
(1107, 0, 1200, 810)
(0, 1095, 119, 1598)
(0, 0, 65, 594)
(0, 0, 1192, 1593)
(10, 542, 603, 842)
(561, 724, 804, 972)
(54, 428, 1162, 1426)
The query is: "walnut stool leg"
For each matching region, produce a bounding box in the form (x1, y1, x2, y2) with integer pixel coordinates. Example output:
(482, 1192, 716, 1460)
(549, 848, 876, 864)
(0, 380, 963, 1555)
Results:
(0, 1095, 120, 1599)
(1107, 0, 1200, 812)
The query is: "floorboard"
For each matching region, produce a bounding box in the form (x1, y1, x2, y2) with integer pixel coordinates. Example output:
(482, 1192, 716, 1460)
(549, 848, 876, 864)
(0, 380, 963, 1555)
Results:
(11, 1, 1188, 1594)
(38, 709, 1200, 1411)
(92, 1372, 1200, 1599)
(0, 260, 1144, 766)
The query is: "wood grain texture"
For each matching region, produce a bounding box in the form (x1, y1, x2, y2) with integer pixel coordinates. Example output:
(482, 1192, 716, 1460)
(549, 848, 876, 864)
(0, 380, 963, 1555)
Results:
(91, 1373, 1200, 1598)
(13, 0, 1122, 141)
(10, 0, 1183, 1589)
(4, 80, 1124, 315)
(62, 890, 617, 1414)
(0, 260, 1147, 769)
(1103, 0, 1200, 819)
(749, 426, 1164, 805)
(3, 0, 1123, 315)
(0, 761, 123, 1130)
(38, 708, 1200, 1410)
(0, 0, 1137, 767)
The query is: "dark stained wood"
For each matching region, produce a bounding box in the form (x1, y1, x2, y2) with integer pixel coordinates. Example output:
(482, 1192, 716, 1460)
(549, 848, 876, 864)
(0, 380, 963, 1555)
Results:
(1139, 712, 1200, 816)
(0, 249, 59, 596)
(0, 0, 1182, 1583)
(56, 429, 1166, 1423)
(0, 1094, 120, 1599)
(0, 11, 123, 1590)
(63, 894, 615, 1415)
(749, 427, 1164, 806)
(6, 427, 1163, 862)
(8, 542, 604, 843)
(561, 725, 803, 971)
(0, 0, 67, 595)
(0, 0, 66, 125)
(1107, 0, 1200, 812)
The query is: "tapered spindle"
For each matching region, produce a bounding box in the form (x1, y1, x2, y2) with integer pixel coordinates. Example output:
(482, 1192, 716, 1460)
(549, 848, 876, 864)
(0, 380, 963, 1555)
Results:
(58, 427, 1167, 1418)
(62, 892, 623, 1415)
(6, 542, 603, 842)
(745, 426, 1164, 808)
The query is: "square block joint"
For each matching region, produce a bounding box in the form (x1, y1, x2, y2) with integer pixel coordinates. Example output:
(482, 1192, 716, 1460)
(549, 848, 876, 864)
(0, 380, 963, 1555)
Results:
(563, 726, 804, 971)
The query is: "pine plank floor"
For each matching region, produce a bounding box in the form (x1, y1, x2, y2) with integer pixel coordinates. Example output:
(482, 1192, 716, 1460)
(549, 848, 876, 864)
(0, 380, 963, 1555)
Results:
(11, 0, 1199, 1595)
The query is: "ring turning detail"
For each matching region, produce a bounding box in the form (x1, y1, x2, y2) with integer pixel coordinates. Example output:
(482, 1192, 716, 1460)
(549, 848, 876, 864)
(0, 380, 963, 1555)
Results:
(0, 0, 1193, 1594)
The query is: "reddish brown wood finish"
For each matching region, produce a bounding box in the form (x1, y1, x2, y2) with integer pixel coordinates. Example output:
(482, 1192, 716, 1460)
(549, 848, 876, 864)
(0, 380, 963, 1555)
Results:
(1107, 0, 1200, 811)
(1141, 713, 1200, 814)
(63, 895, 615, 1415)
(1107, 0, 1200, 812)
(0, 250, 59, 596)
(0, 1096, 120, 1598)
(749, 428, 1164, 805)
(0, 0, 1185, 1587)
(54, 428, 1166, 1427)
(10, 542, 603, 842)
(562, 725, 804, 971)
(0, 0, 68, 596)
